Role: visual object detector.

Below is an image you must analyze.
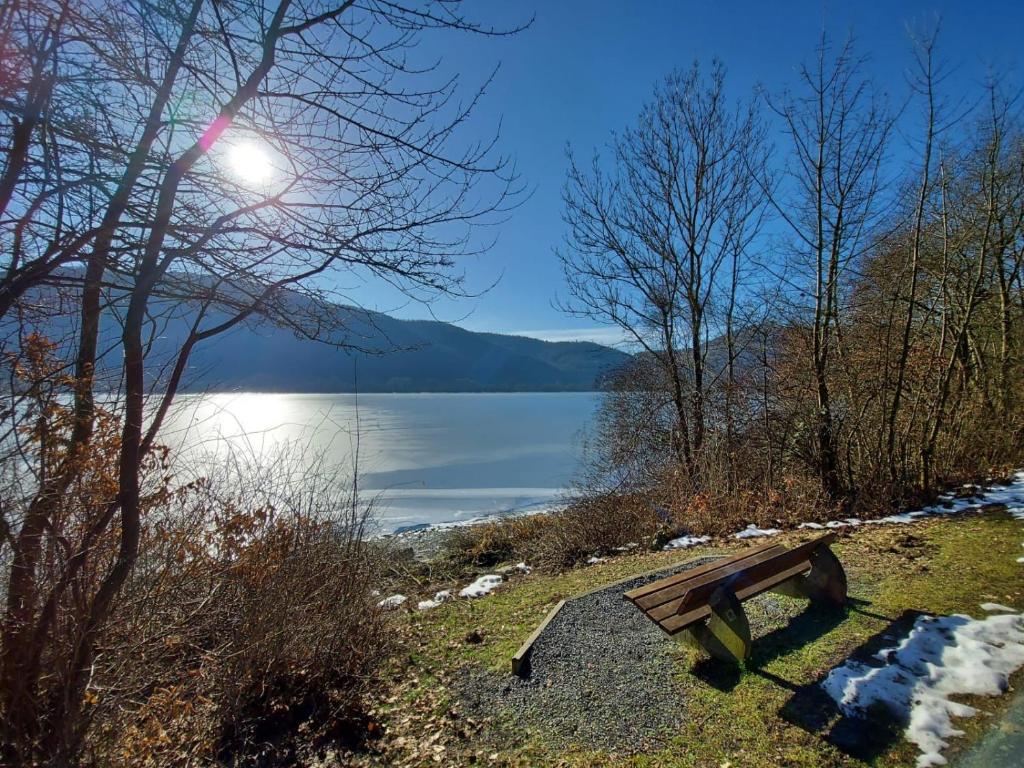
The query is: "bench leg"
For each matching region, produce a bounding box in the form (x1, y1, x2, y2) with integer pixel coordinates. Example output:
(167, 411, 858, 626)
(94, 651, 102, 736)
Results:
(773, 545, 847, 606)
(688, 586, 751, 664)
(804, 545, 847, 604)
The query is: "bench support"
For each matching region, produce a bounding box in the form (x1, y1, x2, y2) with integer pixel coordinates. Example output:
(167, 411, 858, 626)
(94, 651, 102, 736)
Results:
(686, 586, 752, 664)
(771, 546, 847, 606)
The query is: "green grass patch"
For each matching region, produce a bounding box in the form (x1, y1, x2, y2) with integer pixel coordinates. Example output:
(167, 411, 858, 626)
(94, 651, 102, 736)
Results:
(369, 513, 1024, 767)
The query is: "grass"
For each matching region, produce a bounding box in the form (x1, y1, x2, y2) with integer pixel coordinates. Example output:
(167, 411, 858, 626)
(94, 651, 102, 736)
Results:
(357, 511, 1024, 767)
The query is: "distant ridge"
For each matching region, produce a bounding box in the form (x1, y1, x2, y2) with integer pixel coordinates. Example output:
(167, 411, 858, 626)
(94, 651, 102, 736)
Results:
(17, 275, 626, 393)
(180, 305, 631, 392)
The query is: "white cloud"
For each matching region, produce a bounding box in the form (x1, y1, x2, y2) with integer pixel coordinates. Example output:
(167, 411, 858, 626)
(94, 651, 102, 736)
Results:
(507, 327, 629, 347)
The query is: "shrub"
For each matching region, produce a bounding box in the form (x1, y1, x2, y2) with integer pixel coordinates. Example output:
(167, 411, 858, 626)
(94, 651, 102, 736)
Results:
(441, 515, 554, 569)
(667, 472, 836, 536)
(85, 460, 392, 767)
(529, 494, 662, 569)
(440, 492, 666, 572)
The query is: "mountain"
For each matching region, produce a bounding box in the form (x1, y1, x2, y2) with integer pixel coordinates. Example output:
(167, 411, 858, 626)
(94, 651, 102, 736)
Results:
(13, 275, 628, 392)
(179, 308, 630, 392)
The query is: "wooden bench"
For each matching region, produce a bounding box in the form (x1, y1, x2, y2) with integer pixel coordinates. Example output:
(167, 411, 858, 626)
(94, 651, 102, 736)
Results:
(624, 532, 846, 663)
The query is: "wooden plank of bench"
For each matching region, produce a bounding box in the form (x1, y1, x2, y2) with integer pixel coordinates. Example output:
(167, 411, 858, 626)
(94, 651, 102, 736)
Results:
(642, 543, 792, 621)
(661, 559, 814, 634)
(669, 533, 834, 617)
(634, 544, 788, 613)
(656, 534, 837, 635)
(623, 540, 780, 602)
(624, 541, 782, 604)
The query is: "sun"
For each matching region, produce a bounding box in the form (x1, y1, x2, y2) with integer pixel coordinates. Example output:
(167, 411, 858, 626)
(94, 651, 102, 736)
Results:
(228, 142, 274, 185)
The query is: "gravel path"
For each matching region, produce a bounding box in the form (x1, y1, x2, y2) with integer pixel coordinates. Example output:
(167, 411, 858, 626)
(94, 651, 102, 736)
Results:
(456, 557, 720, 754)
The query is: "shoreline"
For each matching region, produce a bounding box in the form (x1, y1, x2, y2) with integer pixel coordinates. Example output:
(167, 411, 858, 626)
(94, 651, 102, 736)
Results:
(381, 470, 1024, 562)
(377, 499, 564, 559)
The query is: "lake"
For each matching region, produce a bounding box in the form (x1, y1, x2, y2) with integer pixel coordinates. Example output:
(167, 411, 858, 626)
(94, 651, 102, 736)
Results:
(158, 392, 600, 532)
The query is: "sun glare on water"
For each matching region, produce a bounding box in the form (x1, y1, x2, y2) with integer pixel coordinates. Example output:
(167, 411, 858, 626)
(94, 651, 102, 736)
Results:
(228, 142, 274, 185)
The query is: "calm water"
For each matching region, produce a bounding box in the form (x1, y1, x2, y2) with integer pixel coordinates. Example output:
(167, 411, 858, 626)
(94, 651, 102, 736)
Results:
(158, 392, 599, 532)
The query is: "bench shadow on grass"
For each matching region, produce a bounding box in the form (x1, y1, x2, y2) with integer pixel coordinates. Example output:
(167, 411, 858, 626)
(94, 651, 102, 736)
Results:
(690, 597, 928, 762)
(689, 597, 863, 692)
(774, 605, 931, 761)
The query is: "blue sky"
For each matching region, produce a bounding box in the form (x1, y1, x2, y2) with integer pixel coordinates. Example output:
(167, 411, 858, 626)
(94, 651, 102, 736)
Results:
(353, 0, 1024, 347)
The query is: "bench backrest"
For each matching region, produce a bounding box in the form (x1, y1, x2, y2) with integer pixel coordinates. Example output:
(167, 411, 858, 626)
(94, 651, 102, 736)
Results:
(626, 532, 837, 635)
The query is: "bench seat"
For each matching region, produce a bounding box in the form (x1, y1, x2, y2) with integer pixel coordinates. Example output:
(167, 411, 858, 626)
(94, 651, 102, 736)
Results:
(625, 532, 846, 662)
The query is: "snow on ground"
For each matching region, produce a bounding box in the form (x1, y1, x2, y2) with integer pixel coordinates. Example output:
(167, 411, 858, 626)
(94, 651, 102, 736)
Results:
(865, 510, 930, 525)
(802, 518, 865, 529)
(734, 524, 781, 539)
(817, 473, 1024, 766)
(795, 471, 1024, 533)
(979, 602, 1018, 613)
(586, 555, 607, 564)
(663, 534, 712, 550)
(417, 590, 452, 611)
(459, 574, 503, 598)
(822, 605, 1024, 768)
(883, 472, 1024, 524)
(377, 594, 407, 610)
(981, 472, 1024, 517)
(514, 561, 532, 573)
(829, 518, 863, 528)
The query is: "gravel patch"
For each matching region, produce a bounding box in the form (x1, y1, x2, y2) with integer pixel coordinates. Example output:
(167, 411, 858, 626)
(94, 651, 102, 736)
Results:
(456, 557, 720, 753)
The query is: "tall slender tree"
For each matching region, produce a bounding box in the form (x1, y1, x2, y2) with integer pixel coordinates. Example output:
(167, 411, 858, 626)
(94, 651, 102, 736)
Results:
(559, 61, 766, 487)
(765, 35, 892, 500)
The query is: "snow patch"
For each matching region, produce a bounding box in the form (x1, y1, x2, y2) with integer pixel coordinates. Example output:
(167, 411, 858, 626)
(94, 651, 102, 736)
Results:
(866, 511, 928, 525)
(734, 524, 781, 539)
(799, 519, 871, 529)
(663, 534, 711, 550)
(822, 608, 1024, 768)
(826, 518, 863, 528)
(979, 472, 1024, 516)
(613, 542, 640, 552)
(980, 602, 1017, 613)
(514, 561, 532, 573)
(377, 594, 407, 610)
(851, 471, 1024, 533)
(459, 574, 502, 598)
(417, 590, 452, 611)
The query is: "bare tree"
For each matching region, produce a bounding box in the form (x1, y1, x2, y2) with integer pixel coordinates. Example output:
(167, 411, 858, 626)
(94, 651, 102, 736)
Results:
(765, 35, 892, 500)
(0, 1, 521, 762)
(884, 27, 942, 485)
(919, 85, 1020, 488)
(562, 28, 1022, 554)
(991, 116, 1024, 419)
(559, 61, 766, 487)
